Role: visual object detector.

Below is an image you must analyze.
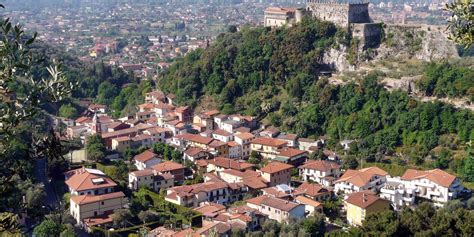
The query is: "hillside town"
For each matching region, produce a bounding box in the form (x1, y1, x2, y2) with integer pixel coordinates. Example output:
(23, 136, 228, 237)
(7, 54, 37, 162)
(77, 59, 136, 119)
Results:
(60, 87, 469, 235)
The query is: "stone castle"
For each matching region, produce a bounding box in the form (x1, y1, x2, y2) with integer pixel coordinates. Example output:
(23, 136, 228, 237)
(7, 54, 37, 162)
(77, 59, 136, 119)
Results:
(264, 0, 372, 28)
(264, 0, 381, 48)
(306, 0, 371, 28)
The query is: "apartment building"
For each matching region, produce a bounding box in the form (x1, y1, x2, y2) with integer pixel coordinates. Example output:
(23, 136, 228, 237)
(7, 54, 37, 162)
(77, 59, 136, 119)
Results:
(251, 137, 287, 160)
(128, 169, 174, 192)
(152, 161, 186, 183)
(260, 162, 294, 187)
(234, 132, 255, 158)
(344, 191, 391, 226)
(246, 195, 305, 223)
(165, 180, 248, 208)
(381, 169, 464, 208)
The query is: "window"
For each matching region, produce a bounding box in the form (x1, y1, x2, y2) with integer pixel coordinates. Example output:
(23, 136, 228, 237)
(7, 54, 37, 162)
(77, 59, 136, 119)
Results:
(101, 201, 104, 205)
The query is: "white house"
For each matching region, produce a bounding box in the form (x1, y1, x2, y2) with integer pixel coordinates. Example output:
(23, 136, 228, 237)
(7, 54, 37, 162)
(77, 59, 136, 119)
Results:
(246, 195, 305, 223)
(381, 169, 464, 207)
(64, 168, 117, 196)
(212, 129, 234, 142)
(334, 167, 388, 195)
(380, 177, 416, 210)
(299, 160, 341, 187)
(234, 132, 255, 159)
(133, 150, 162, 171)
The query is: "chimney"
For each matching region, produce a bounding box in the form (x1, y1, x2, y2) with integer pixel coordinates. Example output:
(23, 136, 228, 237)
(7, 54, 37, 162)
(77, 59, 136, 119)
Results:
(363, 193, 368, 203)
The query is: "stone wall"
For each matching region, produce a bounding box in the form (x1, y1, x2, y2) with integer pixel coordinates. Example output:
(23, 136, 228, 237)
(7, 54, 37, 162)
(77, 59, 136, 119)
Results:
(306, 2, 370, 28)
(348, 3, 370, 23)
(352, 23, 382, 48)
(307, 3, 349, 27)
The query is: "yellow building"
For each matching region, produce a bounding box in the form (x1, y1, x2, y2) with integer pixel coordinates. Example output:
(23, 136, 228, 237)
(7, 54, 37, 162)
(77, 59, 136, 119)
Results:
(344, 191, 391, 226)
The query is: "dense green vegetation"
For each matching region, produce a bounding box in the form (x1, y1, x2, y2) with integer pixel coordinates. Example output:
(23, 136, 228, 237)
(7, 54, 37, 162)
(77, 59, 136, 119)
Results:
(159, 17, 345, 109)
(30, 44, 154, 118)
(417, 62, 474, 102)
(159, 19, 473, 165)
(340, 201, 474, 237)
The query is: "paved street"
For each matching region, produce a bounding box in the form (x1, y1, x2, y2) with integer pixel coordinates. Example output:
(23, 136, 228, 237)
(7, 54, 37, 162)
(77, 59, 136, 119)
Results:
(34, 158, 58, 207)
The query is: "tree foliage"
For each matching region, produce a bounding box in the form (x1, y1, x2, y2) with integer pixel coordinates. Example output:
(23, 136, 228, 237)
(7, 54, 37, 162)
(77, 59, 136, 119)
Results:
(86, 134, 106, 162)
(446, 0, 474, 48)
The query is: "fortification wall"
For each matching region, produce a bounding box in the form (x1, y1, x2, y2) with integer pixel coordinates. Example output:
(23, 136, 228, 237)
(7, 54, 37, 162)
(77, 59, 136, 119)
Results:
(307, 3, 349, 27)
(307, 2, 370, 27)
(348, 3, 370, 23)
(352, 23, 382, 48)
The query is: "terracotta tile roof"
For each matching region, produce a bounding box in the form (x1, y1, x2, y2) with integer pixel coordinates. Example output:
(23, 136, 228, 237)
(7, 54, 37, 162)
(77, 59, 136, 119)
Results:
(184, 147, 205, 157)
(88, 103, 107, 110)
(107, 122, 127, 129)
(134, 150, 158, 163)
(252, 137, 287, 147)
(260, 162, 293, 174)
(242, 177, 268, 190)
(152, 161, 185, 172)
(137, 103, 158, 110)
(227, 141, 239, 147)
(193, 203, 226, 216)
(208, 157, 254, 171)
(146, 127, 171, 134)
(132, 134, 152, 141)
(298, 160, 340, 171)
(401, 169, 457, 187)
(278, 134, 298, 140)
(277, 148, 307, 158)
(213, 129, 232, 136)
(295, 182, 331, 197)
(70, 191, 125, 205)
(147, 90, 165, 100)
(247, 195, 301, 212)
(235, 132, 255, 140)
(262, 187, 292, 199)
(169, 181, 230, 198)
(345, 191, 389, 209)
(209, 139, 226, 148)
(101, 127, 138, 139)
(130, 169, 155, 177)
(203, 109, 220, 117)
(75, 116, 91, 123)
(234, 127, 251, 133)
(65, 168, 117, 192)
(295, 196, 322, 208)
(113, 136, 131, 142)
(175, 106, 190, 113)
(175, 133, 214, 145)
(196, 159, 209, 167)
(359, 166, 389, 176)
(335, 166, 388, 187)
(196, 222, 231, 235)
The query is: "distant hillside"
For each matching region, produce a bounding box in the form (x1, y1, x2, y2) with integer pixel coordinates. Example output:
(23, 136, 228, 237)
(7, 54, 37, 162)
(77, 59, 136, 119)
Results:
(29, 41, 152, 118)
(158, 18, 473, 162)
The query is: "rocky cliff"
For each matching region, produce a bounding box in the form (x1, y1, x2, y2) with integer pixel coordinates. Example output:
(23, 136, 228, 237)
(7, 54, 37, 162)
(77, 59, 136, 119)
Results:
(324, 24, 460, 71)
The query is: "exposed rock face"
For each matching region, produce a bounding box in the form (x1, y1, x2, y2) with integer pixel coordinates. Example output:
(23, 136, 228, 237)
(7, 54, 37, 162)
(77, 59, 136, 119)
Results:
(323, 24, 459, 72)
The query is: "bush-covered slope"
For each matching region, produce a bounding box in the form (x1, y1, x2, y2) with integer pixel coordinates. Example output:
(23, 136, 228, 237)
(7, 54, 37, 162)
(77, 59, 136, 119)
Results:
(158, 18, 474, 162)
